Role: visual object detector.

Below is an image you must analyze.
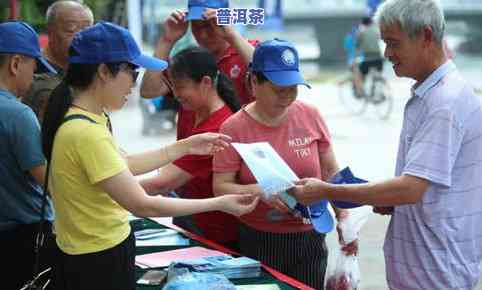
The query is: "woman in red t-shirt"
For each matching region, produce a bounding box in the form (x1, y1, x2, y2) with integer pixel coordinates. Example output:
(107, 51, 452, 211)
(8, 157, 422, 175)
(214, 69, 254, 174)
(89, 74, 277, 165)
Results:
(140, 47, 242, 250)
(213, 39, 358, 289)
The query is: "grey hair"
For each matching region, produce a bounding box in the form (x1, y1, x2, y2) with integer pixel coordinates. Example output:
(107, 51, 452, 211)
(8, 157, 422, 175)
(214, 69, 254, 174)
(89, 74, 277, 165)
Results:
(46, 1, 94, 25)
(374, 0, 445, 44)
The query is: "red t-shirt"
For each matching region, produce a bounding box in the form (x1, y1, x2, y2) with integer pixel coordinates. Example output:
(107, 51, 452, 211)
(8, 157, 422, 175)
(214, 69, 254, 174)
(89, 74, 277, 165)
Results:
(213, 101, 332, 233)
(176, 40, 258, 140)
(217, 39, 259, 106)
(177, 107, 195, 140)
(173, 105, 239, 243)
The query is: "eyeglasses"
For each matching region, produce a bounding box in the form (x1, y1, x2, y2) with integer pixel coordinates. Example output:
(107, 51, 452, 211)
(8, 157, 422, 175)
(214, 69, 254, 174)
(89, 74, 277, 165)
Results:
(116, 62, 140, 82)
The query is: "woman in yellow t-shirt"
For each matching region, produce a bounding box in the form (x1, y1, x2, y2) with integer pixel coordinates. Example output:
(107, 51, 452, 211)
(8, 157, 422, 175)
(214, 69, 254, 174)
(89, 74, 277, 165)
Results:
(41, 22, 258, 290)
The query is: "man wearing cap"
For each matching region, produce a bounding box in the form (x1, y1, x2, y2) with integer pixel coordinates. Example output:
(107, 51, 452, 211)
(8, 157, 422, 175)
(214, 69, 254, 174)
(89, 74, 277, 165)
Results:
(0, 21, 58, 290)
(22, 0, 93, 123)
(213, 39, 357, 289)
(291, 1, 482, 289)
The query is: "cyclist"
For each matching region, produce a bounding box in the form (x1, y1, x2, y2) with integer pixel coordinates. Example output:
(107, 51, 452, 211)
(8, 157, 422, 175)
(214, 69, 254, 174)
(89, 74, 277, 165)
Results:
(354, 16, 384, 98)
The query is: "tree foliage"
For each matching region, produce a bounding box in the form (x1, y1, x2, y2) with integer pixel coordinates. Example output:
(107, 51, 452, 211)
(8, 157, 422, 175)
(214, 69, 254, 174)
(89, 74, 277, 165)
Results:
(1, 0, 117, 31)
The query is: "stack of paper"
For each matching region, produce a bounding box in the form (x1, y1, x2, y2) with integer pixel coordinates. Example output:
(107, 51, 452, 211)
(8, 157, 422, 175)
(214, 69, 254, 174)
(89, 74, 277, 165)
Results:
(135, 246, 229, 269)
(170, 255, 262, 279)
(134, 228, 189, 247)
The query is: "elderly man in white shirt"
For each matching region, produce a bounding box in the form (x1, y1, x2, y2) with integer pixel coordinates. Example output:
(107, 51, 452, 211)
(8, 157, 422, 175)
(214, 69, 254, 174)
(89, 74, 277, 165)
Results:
(290, 0, 482, 289)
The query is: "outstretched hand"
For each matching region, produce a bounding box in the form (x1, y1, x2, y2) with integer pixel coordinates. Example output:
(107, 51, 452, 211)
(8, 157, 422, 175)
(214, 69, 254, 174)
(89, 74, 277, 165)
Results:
(289, 178, 328, 206)
(264, 195, 291, 213)
(220, 194, 260, 216)
(185, 132, 232, 155)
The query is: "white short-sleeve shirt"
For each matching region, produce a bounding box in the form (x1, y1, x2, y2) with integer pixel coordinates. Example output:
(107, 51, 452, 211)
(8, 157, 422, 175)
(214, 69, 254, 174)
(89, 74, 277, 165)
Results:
(384, 61, 482, 290)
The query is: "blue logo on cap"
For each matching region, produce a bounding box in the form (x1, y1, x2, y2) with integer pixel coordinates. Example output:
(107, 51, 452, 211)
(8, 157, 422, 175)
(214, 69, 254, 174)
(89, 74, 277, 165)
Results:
(250, 39, 311, 88)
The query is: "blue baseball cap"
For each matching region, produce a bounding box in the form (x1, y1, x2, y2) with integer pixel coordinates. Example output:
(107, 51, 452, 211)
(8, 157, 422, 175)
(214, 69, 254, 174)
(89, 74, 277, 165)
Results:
(186, 0, 229, 21)
(250, 39, 311, 89)
(0, 21, 57, 74)
(69, 21, 167, 70)
(308, 200, 335, 233)
(280, 191, 334, 233)
(295, 200, 334, 233)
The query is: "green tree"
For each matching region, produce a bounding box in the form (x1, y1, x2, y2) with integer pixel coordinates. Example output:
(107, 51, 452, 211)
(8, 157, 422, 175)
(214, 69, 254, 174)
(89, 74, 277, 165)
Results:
(83, 0, 114, 21)
(1, 0, 120, 28)
(20, 0, 45, 30)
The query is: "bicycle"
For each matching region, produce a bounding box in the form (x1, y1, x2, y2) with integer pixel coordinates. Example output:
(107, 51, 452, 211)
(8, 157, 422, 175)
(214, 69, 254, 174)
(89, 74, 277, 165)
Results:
(337, 60, 393, 120)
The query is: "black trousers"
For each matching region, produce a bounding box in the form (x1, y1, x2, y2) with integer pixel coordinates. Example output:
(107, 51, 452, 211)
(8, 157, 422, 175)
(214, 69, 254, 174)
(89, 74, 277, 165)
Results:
(239, 223, 328, 290)
(0, 222, 56, 290)
(359, 59, 384, 77)
(53, 231, 136, 290)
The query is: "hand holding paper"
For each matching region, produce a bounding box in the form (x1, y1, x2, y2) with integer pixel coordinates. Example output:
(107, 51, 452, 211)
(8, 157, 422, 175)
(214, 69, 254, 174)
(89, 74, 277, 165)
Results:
(232, 142, 336, 233)
(231, 142, 298, 199)
(219, 194, 260, 217)
(231, 142, 367, 234)
(264, 195, 292, 214)
(289, 178, 330, 206)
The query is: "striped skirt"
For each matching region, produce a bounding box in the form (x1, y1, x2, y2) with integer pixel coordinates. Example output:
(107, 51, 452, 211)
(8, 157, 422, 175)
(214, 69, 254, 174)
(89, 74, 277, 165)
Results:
(239, 223, 328, 289)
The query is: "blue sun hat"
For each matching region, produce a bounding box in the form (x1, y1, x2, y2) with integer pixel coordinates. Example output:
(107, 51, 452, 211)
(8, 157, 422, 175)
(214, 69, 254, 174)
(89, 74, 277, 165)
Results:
(186, 0, 229, 21)
(279, 191, 334, 233)
(0, 21, 57, 74)
(69, 21, 167, 70)
(250, 38, 311, 88)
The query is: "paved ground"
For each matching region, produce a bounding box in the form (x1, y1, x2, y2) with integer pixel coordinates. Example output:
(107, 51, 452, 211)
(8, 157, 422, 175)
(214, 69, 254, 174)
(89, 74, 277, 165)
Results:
(111, 59, 482, 289)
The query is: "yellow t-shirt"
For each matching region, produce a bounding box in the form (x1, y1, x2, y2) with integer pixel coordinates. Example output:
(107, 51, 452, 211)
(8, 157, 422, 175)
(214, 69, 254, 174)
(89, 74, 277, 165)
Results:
(49, 108, 130, 255)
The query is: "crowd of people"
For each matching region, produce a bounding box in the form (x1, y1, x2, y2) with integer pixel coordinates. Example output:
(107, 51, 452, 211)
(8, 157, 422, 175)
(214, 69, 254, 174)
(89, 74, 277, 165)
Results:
(1, 0, 482, 290)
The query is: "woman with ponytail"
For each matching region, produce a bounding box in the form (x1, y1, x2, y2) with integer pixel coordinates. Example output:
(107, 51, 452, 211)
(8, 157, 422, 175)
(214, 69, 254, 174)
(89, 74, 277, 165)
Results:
(140, 47, 243, 250)
(42, 22, 258, 290)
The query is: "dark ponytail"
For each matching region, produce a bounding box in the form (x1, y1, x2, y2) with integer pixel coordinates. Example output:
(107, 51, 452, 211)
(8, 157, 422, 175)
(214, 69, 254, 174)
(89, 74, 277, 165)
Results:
(41, 79, 73, 162)
(170, 46, 240, 113)
(216, 72, 240, 112)
(41, 47, 100, 162)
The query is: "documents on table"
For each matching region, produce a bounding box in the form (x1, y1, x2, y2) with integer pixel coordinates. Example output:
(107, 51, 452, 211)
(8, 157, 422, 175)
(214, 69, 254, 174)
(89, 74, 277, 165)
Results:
(135, 246, 228, 268)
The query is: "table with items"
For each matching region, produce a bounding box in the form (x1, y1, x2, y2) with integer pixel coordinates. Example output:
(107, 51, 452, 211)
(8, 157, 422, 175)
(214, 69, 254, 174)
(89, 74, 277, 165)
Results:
(131, 217, 314, 290)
